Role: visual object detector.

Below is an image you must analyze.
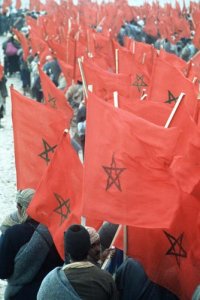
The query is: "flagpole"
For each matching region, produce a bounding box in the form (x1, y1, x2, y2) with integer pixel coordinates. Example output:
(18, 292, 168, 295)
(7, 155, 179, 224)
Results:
(78, 58, 88, 99)
(164, 92, 185, 128)
(115, 49, 119, 74)
(113, 91, 118, 107)
(113, 91, 127, 261)
(101, 224, 122, 270)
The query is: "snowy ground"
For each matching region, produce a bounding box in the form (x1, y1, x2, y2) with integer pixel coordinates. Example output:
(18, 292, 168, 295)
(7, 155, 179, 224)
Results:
(0, 35, 23, 298)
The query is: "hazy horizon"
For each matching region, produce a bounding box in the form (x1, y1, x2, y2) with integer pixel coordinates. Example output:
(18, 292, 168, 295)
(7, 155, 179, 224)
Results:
(1, 0, 199, 9)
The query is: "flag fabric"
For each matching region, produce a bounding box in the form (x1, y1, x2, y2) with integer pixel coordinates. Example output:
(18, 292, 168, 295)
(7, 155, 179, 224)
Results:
(12, 28, 29, 61)
(82, 93, 181, 228)
(83, 60, 133, 102)
(27, 132, 83, 259)
(148, 57, 197, 118)
(57, 59, 74, 87)
(0, 65, 4, 80)
(127, 101, 172, 127)
(11, 88, 68, 189)
(39, 67, 73, 125)
(115, 193, 200, 300)
(170, 123, 200, 194)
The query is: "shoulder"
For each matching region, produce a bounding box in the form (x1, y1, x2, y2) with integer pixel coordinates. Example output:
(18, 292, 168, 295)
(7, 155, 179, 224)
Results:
(91, 265, 115, 281)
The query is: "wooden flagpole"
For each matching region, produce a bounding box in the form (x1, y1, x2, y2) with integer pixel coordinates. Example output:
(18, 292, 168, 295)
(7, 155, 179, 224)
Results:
(164, 92, 185, 128)
(78, 58, 88, 99)
(101, 224, 122, 270)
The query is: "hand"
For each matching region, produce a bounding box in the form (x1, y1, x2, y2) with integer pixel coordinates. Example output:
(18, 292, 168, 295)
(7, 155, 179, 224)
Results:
(101, 246, 116, 262)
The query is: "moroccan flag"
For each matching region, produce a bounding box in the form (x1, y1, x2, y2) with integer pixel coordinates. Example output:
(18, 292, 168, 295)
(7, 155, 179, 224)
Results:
(83, 93, 181, 228)
(27, 132, 83, 259)
(115, 193, 200, 300)
(11, 88, 68, 189)
(38, 67, 73, 126)
(148, 57, 197, 118)
(112, 41, 155, 99)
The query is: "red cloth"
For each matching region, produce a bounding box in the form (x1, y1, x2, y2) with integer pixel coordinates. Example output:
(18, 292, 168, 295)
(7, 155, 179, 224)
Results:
(27, 133, 83, 259)
(148, 57, 197, 119)
(115, 193, 200, 300)
(83, 93, 181, 228)
(39, 67, 73, 126)
(11, 88, 68, 189)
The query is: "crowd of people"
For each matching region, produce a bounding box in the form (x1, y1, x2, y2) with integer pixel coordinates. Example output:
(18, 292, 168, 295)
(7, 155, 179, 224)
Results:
(0, 1, 200, 300)
(0, 191, 182, 299)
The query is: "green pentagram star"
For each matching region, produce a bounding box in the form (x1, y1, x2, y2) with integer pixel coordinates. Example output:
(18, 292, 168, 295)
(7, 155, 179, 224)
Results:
(132, 74, 148, 92)
(165, 90, 179, 104)
(163, 230, 187, 268)
(53, 193, 71, 225)
(38, 139, 57, 164)
(102, 154, 126, 191)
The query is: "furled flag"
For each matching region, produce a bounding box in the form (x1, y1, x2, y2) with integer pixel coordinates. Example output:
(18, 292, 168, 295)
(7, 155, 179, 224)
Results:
(82, 93, 181, 228)
(11, 88, 68, 189)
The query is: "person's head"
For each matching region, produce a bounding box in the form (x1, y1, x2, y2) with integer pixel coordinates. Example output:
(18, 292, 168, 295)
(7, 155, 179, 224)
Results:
(16, 188, 35, 222)
(66, 84, 83, 109)
(64, 224, 91, 262)
(86, 226, 101, 263)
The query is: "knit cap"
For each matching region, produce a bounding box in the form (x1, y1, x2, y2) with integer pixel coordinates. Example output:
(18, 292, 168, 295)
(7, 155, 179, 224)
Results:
(64, 224, 91, 261)
(85, 226, 100, 245)
(16, 188, 35, 208)
(16, 188, 35, 223)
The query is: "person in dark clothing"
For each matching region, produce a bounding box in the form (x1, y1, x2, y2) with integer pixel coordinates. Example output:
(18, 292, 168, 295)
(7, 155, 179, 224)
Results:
(2, 34, 21, 76)
(43, 56, 61, 86)
(115, 258, 179, 300)
(0, 75, 8, 126)
(37, 224, 118, 300)
(0, 189, 63, 300)
(19, 54, 31, 95)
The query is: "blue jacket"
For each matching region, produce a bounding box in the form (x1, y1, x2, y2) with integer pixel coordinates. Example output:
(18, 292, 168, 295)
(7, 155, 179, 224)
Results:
(0, 219, 63, 300)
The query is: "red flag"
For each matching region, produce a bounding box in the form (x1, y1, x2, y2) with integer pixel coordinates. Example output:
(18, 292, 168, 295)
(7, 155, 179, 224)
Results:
(12, 28, 29, 61)
(11, 89, 68, 189)
(115, 193, 200, 300)
(0, 65, 4, 80)
(83, 93, 181, 228)
(29, 31, 48, 56)
(127, 101, 172, 127)
(158, 49, 187, 73)
(39, 67, 73, 125)
(170, 123, 200, 193)
(148, 57, 197, 118)
(83, 60, 133, 102)
(57, 59, 74, 86)
(27, 132, 83, 259)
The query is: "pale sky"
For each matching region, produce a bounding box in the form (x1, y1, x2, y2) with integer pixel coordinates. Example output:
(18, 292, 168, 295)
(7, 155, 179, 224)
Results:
(3, 0, 200, 9)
